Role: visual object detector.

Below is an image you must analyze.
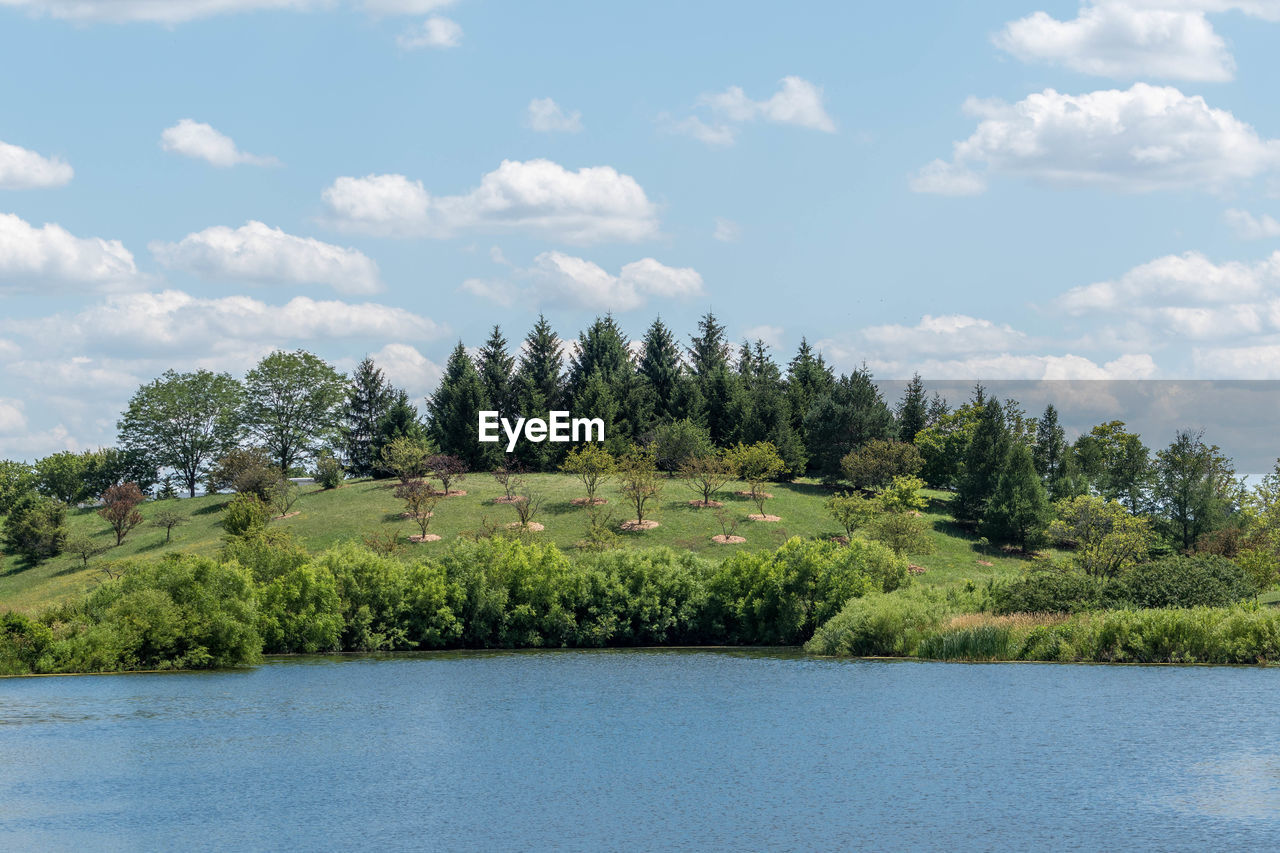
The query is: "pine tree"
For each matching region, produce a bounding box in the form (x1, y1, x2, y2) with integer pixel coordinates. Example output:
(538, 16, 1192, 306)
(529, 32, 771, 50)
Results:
(637, 317, 682, 421)
(802, 368, 895, 479)
(1032, 403, 1066, 481)
(515, 315, 565, 413)
(982, 443, 1050, 551)
(896, 373, 927, 445)
(341, 356, 396, 477)
(785, 338, 835, 470)
(427, 343, 487, 468)
(476, 325, 516, 418)
(954, 398, 1011, 523)
(566, 315, 636, 441)
(687, 311, 730, 378)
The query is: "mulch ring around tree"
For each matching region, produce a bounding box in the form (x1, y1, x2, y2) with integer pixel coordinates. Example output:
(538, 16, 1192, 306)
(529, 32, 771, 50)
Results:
(570, 497, 609, 506)
(711, 534, 746, 544)
(977, 560, 994, 567)
(507, 522, 545, 531)
(492, 495, 527, 504)
(619, 519, 660, 531)
(747, 514, 781, 522)
(908, 564, 928, 575)
(442, 490, 467, 497)
(409, 534, 441, 543)
(832, 535, 850, 545)
(400, 511, 434, 519)
(687, 500, 723, 508)
(275, 511, 301, 520)
(734, 490, 773, 499)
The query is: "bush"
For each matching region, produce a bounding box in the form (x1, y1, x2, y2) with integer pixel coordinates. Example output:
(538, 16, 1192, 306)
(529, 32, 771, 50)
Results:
(805, 587, 954, 657)
(2, 492, 67, 563)
(222, 494, 271, 537)
(650, 419, 714, 472)
(990, 566, 1108, 614)
(222, 527, 309, 584)
(206, 448, 277, 500)
(315, 455, 344, 490)
(840, 439, 923, 491)
(1116, 554, 1256, 609)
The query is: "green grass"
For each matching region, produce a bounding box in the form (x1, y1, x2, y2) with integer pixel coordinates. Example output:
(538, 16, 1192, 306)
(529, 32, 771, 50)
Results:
(0, 476, 1043, 614)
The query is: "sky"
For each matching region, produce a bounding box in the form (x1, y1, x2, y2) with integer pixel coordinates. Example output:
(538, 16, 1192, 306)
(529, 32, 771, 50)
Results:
(2, 0, 1280, 459)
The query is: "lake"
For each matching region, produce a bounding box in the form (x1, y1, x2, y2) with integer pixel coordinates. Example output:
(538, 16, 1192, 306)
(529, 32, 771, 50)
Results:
(3, 650, 1280, 851)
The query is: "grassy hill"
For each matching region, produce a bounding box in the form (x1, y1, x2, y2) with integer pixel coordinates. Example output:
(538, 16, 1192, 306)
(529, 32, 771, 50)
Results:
(0, 474, 1040, 614)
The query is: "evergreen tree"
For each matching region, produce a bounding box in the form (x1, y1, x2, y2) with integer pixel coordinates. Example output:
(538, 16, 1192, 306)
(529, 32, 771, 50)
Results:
(637, 317, 682, 422)
(896, 373, 928, 445)
(785, 338, 835, 454)
(734, 340, 806, 474)
(982, 443, 1050, 551)
(802, 368, 895, 479)
(566, 315, 636, 442)
(1032, 403, 1068, 490)
(954, 398, 1011, 523)
(702, 365, 746, 446)
(687, 311, 730, 377)
(427, 343, 487, 468)
(476, 325, 517, 418)
(341, 357, 396, 478)
(515, 315, 565, 413)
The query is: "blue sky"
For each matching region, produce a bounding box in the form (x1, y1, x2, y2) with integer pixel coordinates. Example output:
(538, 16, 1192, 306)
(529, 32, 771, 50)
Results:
(2, 0, 1280, 458)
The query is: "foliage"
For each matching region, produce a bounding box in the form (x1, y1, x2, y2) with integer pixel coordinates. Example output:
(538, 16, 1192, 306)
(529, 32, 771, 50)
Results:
(98, 482, 146, 546)
(269, 477, 300, 518)
(802, 368, 895, 479)
(825, 491, 877, 539)
(870, 509, 935, 557)
(222, 494, 271, 537)
(874, 475, 929, 514)
(118, 369, 243, 498)
(981, 444, 1050, 551)
(0, 459, 36, 515)
(1153, 428, 1239, 552)
(1046, 495, 1154, 578)
(954, 397, 1011, 523)
(314, 454, 344, 490)
(340, 357, 396, 478)
(427, 342, 488, 469)
(150, 508, 188, 543)
(3, 492, 67, 563)
(650, 418, 714, 472)
(379, 435, 437, 485)
(726, 441, 786, 511)
(205, 447, 277, 500)
(426, 453, 468, 495)
(617, 445, 663, 525)
(243, 349, 346, 473)
(681, 451, 736, 506)
(491, 459, 524, 501)
(1116, 554, 1256, 609)
(989, 566, 1108, 615)
(840, 439, 923, 491)
(65, 534, 108, 570)
(805, 587, 958, 657)
(561, 444, 616, 503)
(34, 451, 93, 506)
(396, 479, 443, 538)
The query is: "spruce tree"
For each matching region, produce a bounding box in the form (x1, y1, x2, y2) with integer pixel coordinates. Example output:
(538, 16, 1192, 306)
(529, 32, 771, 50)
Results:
(687, 311, 730, 377)
(982, 442, 1050, 551)
(476, 325, 516, 418)
(954, 398, 1011, 523)
(637, 317, 682, 421)
(896, 373, 928, 445)
(802, 368, 895, 480)
(341, 356, 395, 477)
(427, 343, 487, 468)
(785, 338, 835, 469)
(566, 315, 636, 441)
(515, 315, 565, 413)
(1032, 403, 1066, 481)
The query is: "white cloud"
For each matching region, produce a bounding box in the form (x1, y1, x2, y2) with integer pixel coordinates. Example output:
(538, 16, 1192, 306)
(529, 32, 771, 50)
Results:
(362, 0, 454, 13)
(0, 398, 27, 434)
(370, 342, 442, 398)
(322, 159, 660, 244)
(160, 119, 277, 167)
(0, 212, 139, 289)
(527, 98, 583, 133)
(915, 84, 1280, 195)
(908, 159, 987, 196)
(0, 0, 325, 22)
(529, 252, 703, 311)
(742, 325, 784, 349)
(862, 314, 1029, 355)
(713, 217, 741, 242)
(669, 76, 835, 146)
(397, 16, 461, 49)
(1193, 343, 1280, 377)
(459, 277, 518, 307)
(150, 221, 382, 294)
(0, 139, 73, 189)
(0, 423, 81, 459)
(995, 3, 1235, 82)
(4, 289, 443, 355)
(1225, 209, 1280, 240)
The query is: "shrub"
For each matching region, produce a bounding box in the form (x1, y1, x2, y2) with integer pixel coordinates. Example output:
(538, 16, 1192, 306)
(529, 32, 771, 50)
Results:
(650, 419, 714, 472)
(150, 508, 188, 543)
(206, 448, 277, 500)
(840, 439, 923, 491)
(222, 494, 271, 537)
(1116, 554, 1256, 609)
(315, 455, 344, 490)
(2, 492, 67, 562)
(805, 587, 954, 657)
(99, 482, 146, 546)
(990, 565, 1107, 614)
(560, 445, 615, 504)
(257, 564, 344, 654)
(681, 451, 736, 506)
(222, 527, 309, 584)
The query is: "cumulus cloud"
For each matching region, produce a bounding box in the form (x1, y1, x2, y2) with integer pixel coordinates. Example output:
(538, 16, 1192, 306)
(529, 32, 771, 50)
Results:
(0, 0, 325, 22)
(0, 398, 27, 434)
(160, 119, 277, 167)
(713, 217, 741, 242)
(667, 76, 835, 146)
(862, 314, 1029, 355)
(0, 139, 73, 189)
(1224, 209, 1280, 240)
(1193, 343, 1280, 377)
(0, 212, 139, 290)
(396, 15, 461, 49)
(908, 159, 987, 196)
(362, 0, 454, 13)
(914, 84, 1280, 195)
(322, 159, 660, 244)
(150, 221, 382, 294)
(369, 342, 443, 398)
(742, 325, 784, 349)
(459, 277, 519, 307)
(459, 252, 703, 312)
(527, 98, 583, 133)
(995, 3, 1235, 81)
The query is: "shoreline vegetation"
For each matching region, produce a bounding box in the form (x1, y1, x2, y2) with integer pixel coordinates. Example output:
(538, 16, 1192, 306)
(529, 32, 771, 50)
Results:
(3, 312, 1279, 675)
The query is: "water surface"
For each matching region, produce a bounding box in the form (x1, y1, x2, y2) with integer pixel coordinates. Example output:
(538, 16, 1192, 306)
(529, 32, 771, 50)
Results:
(3, 650, 1280, 851)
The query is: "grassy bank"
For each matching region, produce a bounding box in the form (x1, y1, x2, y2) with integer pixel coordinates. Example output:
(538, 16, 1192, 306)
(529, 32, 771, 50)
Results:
(1, 476, 1039, 614)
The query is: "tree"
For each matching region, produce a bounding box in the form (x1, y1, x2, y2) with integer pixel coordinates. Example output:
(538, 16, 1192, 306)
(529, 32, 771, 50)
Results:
(687, 311, 731, 378)
(82, 447, 158, 497)
(2, 492, 67, 562)
(840, 439, 923, 491)
(681, 451, 736, 507)
(426, 454, 467, 495)
(0, 459, 35, 515)
(475, 325, 517, 419)
(99, 482, 146, 546)
(560, 445, 615, 504)
(118, 369, 243, 497)
(396, 479, 442, 540)
(825, 492, 877, 540)
(34, 451, 92, 506)
(803, 368, 895, 479)
(1047, 495, 1154, 578)
(206, 447, 277, 500)
(914, 401, 981, 489)
(1032, 403, 1073, 499)
(243, 350, 346, 473)
(65, 534, 107, 570)
(1154, 428, 1237, 552)
(871, 510, 934, 557)
(637, 317, 682, 422)
(651, 418, 714, 472)
(567, 315, 637, 443)
(954, 398, 1011, 523)
(314, 454, 344, 489)
(981, 444, 1050, 551)
(617, 445, 662, 526)
(379, 435, 437, 485)
(427, 342, 487, 468)
(874, 475, 929, 514)
(492, 459, 525, 502)
(340, 357, 396, 478)
(222, 494, 271, 537)
(269, 477, 300, 518)
(727, 441, 786, 517)
(896, 374, 928, 445)
(515, 315, 566, 413)
(372, 390, 425, 474)
(150, 508, 188, 544)
(785, 338, 835, 458)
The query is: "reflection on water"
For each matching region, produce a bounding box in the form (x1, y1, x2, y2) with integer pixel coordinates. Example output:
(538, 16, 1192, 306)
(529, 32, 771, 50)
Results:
(3, 650, 1280, 851)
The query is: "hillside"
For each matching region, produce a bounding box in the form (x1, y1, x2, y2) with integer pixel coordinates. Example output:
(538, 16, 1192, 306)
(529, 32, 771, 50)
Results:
(0, 474, 1040, 614)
